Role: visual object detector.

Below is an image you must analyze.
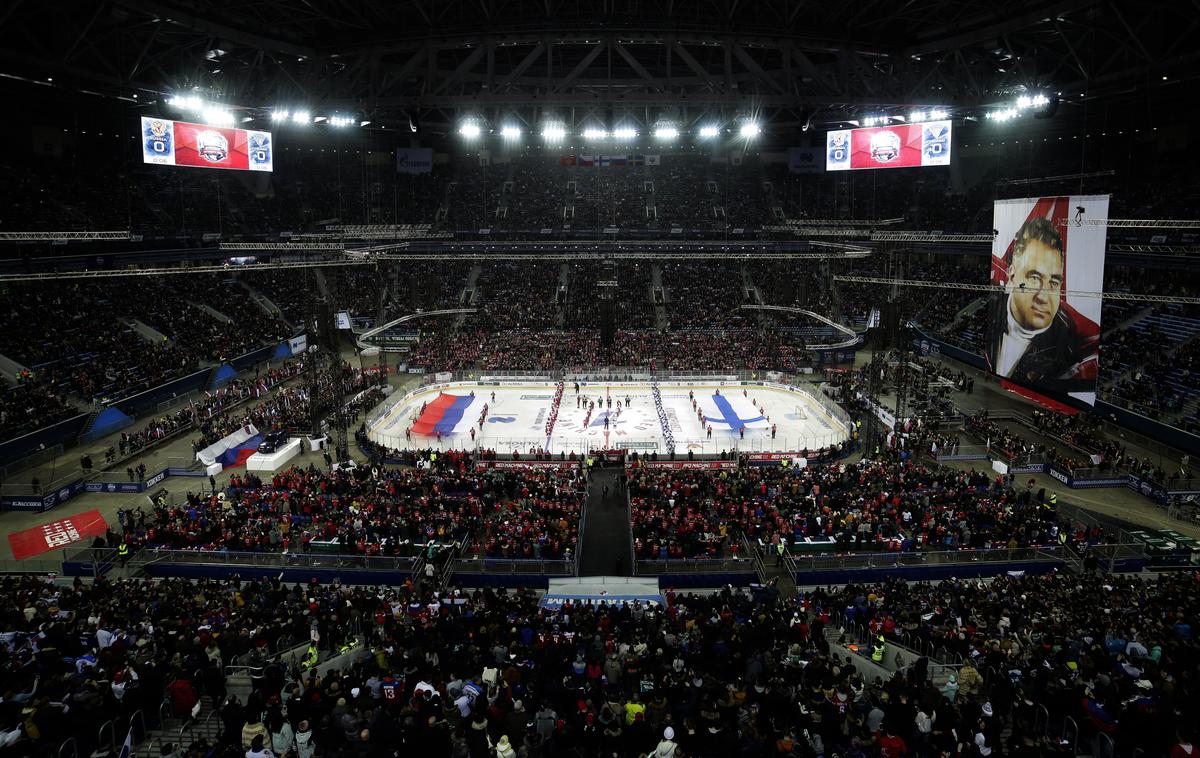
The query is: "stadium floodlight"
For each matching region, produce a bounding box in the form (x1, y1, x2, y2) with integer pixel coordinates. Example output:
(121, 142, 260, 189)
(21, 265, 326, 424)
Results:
(582, 128, 608, 140)
(542, 124, 567, 142)
(272, 110, 290, 121)
(929, 109, 949, 120)
(292, 110, 310, 124)
(329, 116, 356, 127)
(500, 125, 522, 140)
(201, 108, 234, 126)
(459, 121, 482, 138)
(654, 126, 679, 140)
(740, 122, 761, 138)
(612, 127, 637, 140)
(168, 94, 203, 111)
(698, 125, 720, 139)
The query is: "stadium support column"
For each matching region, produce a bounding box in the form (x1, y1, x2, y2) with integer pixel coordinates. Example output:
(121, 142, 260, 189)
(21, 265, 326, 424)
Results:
(862, 297, 896, 458)
(598, 261, 618, 348)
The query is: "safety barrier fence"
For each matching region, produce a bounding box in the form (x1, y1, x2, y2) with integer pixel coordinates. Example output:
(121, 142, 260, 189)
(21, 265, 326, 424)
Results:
(790, 545, 1068, 572)
(452, 557, 575, 575)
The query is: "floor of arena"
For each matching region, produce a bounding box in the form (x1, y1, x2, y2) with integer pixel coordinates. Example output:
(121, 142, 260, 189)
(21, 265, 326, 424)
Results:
(366, 380, 850, 455)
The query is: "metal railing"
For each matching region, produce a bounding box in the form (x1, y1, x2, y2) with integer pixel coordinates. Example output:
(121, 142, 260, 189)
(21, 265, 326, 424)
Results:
(0, 471, 78, 496)
(0, 443, 65, 478)
(133, 548, 419, 572)
(634, 556, 753, 575)
(452, 557, 575, 575)
(790, 546, 1067, 573)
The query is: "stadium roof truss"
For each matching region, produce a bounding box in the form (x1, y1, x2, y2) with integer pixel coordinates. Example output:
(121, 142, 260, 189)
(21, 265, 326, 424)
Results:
(2, 1, 1196, 132)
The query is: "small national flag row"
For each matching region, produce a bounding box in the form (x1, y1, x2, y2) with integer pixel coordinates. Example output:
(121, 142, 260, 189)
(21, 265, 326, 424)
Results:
(559, 154, 661, 167)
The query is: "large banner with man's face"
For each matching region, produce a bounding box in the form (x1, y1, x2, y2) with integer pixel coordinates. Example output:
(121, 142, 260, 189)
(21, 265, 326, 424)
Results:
(986, 195, 1109, 406)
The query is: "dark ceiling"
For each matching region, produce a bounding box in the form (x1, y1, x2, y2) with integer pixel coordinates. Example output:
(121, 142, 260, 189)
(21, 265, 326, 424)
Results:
(1, 0, 1195, 136)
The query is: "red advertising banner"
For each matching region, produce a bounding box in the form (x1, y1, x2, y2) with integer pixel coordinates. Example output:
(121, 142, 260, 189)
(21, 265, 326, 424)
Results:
(637, 461, 738, 470)
(475, 460, 581, 470)
(8, 509, 108, 560)
(826, 120, 951, 171)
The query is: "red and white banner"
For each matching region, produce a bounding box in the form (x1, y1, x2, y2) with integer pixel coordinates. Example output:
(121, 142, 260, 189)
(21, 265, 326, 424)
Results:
(475, 460, 580, 470)
(636, 460, 738, 470)
(826, 121, 951, 171)
(8, 509, 108, 560)
(141, 116, 273, 172)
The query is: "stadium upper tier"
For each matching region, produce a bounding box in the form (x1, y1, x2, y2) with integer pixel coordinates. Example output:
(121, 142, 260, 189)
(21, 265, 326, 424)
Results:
(1, 138, 1195, 237)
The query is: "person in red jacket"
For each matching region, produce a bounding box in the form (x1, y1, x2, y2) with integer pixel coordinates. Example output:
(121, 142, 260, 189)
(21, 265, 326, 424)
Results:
(877, 726, 907, 758)
(1171, 731, 1195, 758)
(168, 672, 199, 718)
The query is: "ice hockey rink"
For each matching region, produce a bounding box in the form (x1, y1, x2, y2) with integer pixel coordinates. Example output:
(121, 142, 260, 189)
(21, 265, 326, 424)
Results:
(366, 380, 850, 456)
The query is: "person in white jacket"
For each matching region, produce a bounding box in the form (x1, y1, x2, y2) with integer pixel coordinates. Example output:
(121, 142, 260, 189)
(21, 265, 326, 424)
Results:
(269, 715, 294, 757)
(653, 726, 678, 757)
(915, 708, 936, 754)
(293, 720, 316, 758)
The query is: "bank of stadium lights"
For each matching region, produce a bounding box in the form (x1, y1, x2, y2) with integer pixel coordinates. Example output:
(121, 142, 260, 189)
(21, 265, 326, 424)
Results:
(167, 94, 203, 111)
(986, 92, 1051, 122)
(654, 125, 679, 141)
(500, 125, 522, 140)
(328, 116, 356, 128)
(292, 111, 310, 125)
(582, 128, 608, 140)
(739, 122, 761, 138)
(612, 127, 638, 141)
(698, 125, 721, 139)
(200, 108, 234, 126)
(459, 121, 482, 139)
(541, 124, 567, 143)
(908, 109, 950, 123)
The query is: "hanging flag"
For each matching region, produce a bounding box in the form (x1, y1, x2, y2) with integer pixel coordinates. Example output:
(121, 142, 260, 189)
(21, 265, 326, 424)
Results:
(644, 154, 661, 166)
(118, 727, 133, 758)
(559, 155, 577, 167)
(578, 155, 595, 167)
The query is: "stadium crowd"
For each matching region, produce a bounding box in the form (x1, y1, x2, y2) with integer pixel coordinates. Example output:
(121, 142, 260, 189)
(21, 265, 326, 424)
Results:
(4, 561, 1196, 758)
(628, 456, 1083, 561)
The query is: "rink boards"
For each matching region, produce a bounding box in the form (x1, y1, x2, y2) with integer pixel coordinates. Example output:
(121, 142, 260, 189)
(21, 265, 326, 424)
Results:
(366, 379, 851, 456)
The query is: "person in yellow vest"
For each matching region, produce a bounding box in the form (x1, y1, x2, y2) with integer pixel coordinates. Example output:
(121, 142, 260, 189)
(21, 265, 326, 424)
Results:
(775, 540, 786, 567)
(871, 634, 886, 663)
(117, 539, 130, 568)
(624, 695, 645, 725)
(302, 644, 319, 669)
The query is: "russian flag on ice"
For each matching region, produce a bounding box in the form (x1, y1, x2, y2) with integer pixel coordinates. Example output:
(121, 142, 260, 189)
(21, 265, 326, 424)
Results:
(411, 393, 475, 436)
(217, 433, 264, 468)
(195, 423, 262, 469)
